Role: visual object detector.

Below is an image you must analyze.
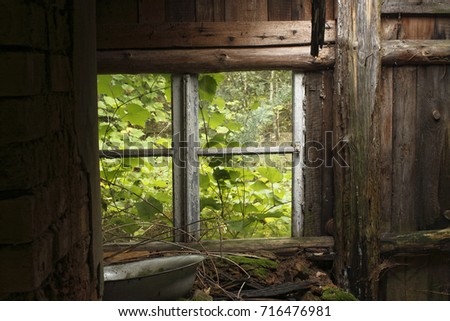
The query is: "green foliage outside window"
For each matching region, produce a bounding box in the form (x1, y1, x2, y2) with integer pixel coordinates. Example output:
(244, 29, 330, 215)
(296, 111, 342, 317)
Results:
(98, 71, 293, 243)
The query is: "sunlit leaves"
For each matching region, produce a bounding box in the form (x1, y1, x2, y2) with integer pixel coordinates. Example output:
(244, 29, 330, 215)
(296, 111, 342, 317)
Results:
(122, 103, 149, 128)
(257, 167, 283, 184)
(99, 71, 293, 241)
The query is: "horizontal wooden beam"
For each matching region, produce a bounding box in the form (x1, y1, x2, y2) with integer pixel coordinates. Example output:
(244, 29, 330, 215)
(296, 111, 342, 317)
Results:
(103, 237, 335, 259)
(380, 228, 450, 254)
(103, 229, 450, 263)
(97, 46, 335, 74)
(382, 0, 450, 15)
(382, 40, 450, 66)
(97, 21, 336, 50)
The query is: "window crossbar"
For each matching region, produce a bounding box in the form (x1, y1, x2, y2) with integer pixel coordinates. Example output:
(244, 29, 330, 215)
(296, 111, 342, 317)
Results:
(99, 146, 299, 159)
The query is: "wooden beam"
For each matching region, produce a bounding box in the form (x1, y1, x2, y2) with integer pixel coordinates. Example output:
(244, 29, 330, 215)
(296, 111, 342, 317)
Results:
(333, 0, 382, 300)
(382, 40, 450, 65)
(380, 229, 450, 254)
(103, 236, 335, 257)
(97, 21, 336, 50)
(382, 1, 450, 15)
(97, 46, 335, 74)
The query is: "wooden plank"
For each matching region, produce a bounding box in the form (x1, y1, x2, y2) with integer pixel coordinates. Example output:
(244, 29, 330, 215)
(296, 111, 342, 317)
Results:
(225, 0, 268, 21)
(416, 65, 450, 229)
(382, 40, 450, 66)
(435, 17, 450, 39)
(321, 71, 334, 235)
(97, 46, 336, 74)
(382, 0, 450, 14)
(292, 0, 312, 20)
(382, 252, 450, 300)
(398, 17, 436, 39)
(97, 20, 337, 50)
(103, 236, 335, 256)
(165, 0, 196, 22)
(213, 0, 226, 22)
(333, 0, 382, 300)
(139, 0, 165, 24)
(96, 0, 138, 25)
(196, 0, 214, 22)
(381, 17, 401, 40)
(440, 122, 450, 224)
(325, 0, 335, 20)
(292, 73, 306, 238)
(402, 256, 429, 300)
(268, 0, 292, 21)
(391, 66, 417, 233)
(379, 67, 393, 234)
(172, 75, 200, 242)
(304, 73, 324, 237)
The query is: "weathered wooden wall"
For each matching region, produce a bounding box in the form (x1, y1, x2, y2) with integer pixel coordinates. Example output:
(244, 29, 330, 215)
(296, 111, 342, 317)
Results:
(96, 0, 336, 73)
(97, 0, 335, 24)
(96, 0, 337, 237)
(303, 71, 334, 236)
(377, 2, 450, 301)
(96, 0, 450, 300)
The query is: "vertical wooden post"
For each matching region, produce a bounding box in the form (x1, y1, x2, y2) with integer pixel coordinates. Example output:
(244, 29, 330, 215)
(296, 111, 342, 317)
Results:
(333, 0, 382, 299)
(172, 74, 200, 242)
(292, 73, 305, 238)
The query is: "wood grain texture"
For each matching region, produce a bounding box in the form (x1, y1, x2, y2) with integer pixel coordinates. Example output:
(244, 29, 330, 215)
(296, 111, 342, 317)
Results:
(399, 16, 436, 39)
(333, 0, 382, 300)
(380, 228, 450, 254)
(381, 17, 401, 41)
(392, 66, 418, 234)
(103, 236, 336, 256)
(225, 0, 268, 21)
(97, 46, 335, 74)
(382, 0, 450, 14)
(435, 17, 450, 39)
(304, 72, 324, 237)
(382, 40, 450, 65)
(97, 20, 336, 50)
(416, 65, 450, 229)
(292, 0, 312, 20)
(321, 70, 334, 235)
(380, 67, 393, 234)
(268, 0, 292, 21)
(440, 123, 450, 223)
(195, 0, 226, 22)
(381, 16, 450, 41)
(196, 0, 215, 22)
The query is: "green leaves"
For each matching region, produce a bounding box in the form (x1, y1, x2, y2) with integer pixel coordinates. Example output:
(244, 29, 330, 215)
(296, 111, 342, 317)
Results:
(122, 103, 149, 128)
(136, 196, 163, 220)
(257, 167, 283, 184)
(99, 71, 293, 242)
(199, 75, 218, 103)
(209, 112, 226, 129)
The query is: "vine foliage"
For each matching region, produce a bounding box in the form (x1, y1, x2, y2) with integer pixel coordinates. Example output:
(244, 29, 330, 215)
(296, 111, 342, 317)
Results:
(98, 71, 293, 243)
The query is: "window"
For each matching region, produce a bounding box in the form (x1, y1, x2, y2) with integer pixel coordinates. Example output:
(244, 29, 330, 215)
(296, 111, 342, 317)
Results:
(98, 71, 305, 243)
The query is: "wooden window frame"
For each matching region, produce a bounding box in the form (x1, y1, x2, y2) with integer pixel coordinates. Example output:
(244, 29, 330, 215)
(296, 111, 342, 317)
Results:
(99, 71, 306, 242)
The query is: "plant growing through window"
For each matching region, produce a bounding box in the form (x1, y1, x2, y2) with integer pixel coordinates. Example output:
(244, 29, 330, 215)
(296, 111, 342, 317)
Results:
(98, 71, 305, 244)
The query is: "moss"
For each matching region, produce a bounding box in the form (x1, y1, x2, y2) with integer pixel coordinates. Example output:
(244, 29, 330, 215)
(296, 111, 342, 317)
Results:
(226, 255, 278, 279)
(321, 287, 358, 301)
